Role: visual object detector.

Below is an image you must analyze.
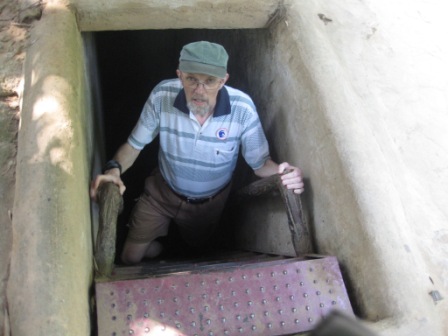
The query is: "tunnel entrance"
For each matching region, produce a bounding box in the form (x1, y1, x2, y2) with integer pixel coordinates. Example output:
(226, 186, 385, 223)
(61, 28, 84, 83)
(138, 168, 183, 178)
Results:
(92, 29, 285, 262)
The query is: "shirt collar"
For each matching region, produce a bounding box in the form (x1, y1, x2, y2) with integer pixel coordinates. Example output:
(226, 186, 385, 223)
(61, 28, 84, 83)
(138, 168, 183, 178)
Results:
(173, 86, 231, 117)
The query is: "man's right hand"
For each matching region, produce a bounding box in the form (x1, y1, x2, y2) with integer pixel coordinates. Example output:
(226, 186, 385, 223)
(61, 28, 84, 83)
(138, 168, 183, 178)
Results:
(90, 172, 126, 202)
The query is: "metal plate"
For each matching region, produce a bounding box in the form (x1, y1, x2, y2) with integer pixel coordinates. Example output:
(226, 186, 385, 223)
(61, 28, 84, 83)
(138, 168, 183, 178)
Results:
(96, 256, 353, 336)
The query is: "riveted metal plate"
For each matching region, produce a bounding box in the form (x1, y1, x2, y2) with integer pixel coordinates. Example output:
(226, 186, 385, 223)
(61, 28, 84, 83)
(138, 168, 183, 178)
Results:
(96, 256, 352, 336)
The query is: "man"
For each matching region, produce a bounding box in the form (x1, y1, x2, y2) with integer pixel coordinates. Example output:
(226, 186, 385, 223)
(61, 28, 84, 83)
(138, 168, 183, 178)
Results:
(90, 41, 304, 265)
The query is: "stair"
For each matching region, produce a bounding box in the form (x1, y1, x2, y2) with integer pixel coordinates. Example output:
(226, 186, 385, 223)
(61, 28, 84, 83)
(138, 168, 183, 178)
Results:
(95, 254, 353, 336)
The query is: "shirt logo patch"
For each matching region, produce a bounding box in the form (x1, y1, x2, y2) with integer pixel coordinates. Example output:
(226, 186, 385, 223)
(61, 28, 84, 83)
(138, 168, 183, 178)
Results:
(216, 128, 228, 140)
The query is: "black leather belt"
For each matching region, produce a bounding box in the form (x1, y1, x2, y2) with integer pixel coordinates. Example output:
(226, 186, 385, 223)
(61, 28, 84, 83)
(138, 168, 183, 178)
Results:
(171, 182, 231, 205)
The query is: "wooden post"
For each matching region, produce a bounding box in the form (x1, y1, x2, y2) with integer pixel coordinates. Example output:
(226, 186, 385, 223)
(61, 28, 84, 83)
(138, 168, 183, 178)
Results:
(235, 174, 313, 255)
(95, 182, 123, 277)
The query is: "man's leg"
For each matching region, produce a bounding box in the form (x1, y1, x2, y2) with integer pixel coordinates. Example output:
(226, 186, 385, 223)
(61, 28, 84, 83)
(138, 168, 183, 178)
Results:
(121, 240, 163, 265)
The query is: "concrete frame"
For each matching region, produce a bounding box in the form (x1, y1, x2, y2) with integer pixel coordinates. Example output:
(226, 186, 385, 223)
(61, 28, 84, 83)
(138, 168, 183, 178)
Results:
(8, 0, 447, 335)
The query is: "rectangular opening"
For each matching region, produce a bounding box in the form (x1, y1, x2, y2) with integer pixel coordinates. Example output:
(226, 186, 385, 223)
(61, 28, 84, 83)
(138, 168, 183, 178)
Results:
(88, 29, 297, 265)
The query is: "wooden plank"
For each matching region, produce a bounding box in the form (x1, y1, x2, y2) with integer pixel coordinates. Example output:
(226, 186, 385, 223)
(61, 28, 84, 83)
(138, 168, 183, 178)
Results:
(95, 182, 123, 278)
(235, 174, 313, 255)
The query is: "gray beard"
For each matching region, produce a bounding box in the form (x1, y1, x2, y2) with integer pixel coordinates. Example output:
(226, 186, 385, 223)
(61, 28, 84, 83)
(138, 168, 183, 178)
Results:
(187, 101, 211, 118)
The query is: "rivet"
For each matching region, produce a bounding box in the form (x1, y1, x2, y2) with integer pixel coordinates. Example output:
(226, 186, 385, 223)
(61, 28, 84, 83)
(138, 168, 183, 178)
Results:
(185, 282, 190, 287)
(171, 284, 177, 289)
(125, 289, 130, 294)
(283, 270, 288, 275)
(236, 314, 242, 320)
(112, 332, 117, 336)
(204, 306, 210, 312)
(140, 288, 146, 293)
(262, 299, 267, 305)
(190, 308, 195, 313)
(267, 323, 272, 329)
(295, 319, 300, 324)
(313, 280, 318, 284)
(320, 303, 325, 308)
(257, 273, 262, 278)
(110, 291, 114, 296)
(248, 301, 253, 306)
(222, 317, 226, 323)
(144, 327, 150, 333)
(296, 269, 301, 273)
(245, 289, 250, 294)
(273, 285, 278, 290)
(217, 292, 222, 298)
(260, 287, 265, 292)
(219, 305, 224, 311)
(206, 319, 211, 325)
(215, 279, 220, 284)
(112, 316, 116, 321)
(160, 312, 165, 318)
(188, 295, 193, 301)
(173, 297, 179, 302)
(201, 281, 205, 286)
(309, 267, 314, 272)
(252, 325, 257, 331)
(286, 283, 291, 288)
(224, 330, 229, 335)
(128, 330, 134, 335)
(303, 293, 308, 298)
(176, 323, 181, 329)
(332, 300, 337, 305)
(316, 291, 321, 296)
(290, 295, 295, 300)
(208, 332, 214, 336)
(292, 308, 297, 313)
(202, 294, 208, 299)
(231, 291, 236, 296)
(127, 315, 132, 321)
(238, 327, 243, 333)
(242, 275, 247, 280)
(158, 299, 164, 304)
(329, 289, 333, 294)
(271, 272, 275, 277)
(143, 300, 148, 306)
(306, 306, 310, 311)
(127, 302, 132, 308)
(309, 318, 313, 323)
(276, 297, 281, 302)
(191, 321, 196, 327)
(229, 277, 234, 282)
(234, 302, 239, 307)
(250, 313, 255, 319)
(278, 309, 283, 315)
(300, 282, 304, 286)
(175, 310, 180, 316)
(264, 311, 269, 317)
(281, 321, 286, 327)
(111, 303, 116, 308)
(144, 313, 149, 318)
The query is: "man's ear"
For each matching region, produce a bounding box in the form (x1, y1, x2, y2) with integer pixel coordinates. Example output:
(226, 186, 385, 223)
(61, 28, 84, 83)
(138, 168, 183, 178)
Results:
(176, 69, 181, 78)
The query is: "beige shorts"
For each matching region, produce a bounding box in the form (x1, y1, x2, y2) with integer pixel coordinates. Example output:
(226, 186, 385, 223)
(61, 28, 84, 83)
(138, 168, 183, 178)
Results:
(126, 169, 231, 247)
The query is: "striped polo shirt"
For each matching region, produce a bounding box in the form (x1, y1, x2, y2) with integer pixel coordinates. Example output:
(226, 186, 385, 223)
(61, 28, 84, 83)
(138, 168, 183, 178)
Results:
(128, 78, 270, 198)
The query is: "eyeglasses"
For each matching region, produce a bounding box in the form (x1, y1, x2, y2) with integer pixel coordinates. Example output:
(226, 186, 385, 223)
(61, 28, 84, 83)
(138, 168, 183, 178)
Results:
(182, 75, 223, 90)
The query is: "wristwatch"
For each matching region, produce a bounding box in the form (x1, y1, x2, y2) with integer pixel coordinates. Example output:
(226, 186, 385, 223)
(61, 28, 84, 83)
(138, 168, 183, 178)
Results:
(102, 159, 122, 175)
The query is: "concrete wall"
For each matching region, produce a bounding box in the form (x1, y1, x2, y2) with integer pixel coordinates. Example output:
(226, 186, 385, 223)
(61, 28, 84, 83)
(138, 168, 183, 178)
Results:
(7, 3, 94, 335)
(5, 0, 448, 335)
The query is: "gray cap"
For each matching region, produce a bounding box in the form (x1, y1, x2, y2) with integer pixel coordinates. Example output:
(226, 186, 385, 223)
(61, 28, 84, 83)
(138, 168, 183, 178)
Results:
(179, 41, 228, 78)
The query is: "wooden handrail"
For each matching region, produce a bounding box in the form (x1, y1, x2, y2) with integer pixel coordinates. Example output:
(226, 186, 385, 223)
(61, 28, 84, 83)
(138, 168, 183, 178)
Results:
(95, 182, 123, 277)
(235, 174, 313, 255)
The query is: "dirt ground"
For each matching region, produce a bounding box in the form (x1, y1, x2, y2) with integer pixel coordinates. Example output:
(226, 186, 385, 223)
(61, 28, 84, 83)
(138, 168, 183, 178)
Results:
(0, 1, 42, 334)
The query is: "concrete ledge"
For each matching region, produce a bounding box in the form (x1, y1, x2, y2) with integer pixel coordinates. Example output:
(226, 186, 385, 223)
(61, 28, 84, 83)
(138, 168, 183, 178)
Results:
(71, 0, 281, 31)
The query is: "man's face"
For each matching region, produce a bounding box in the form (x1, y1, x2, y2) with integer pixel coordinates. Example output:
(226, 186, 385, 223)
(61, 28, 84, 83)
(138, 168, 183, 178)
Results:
(177, 70, 229, 117)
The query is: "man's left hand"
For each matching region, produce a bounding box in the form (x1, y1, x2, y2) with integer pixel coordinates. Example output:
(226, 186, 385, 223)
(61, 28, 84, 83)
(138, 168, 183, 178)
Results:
(278, 162, 305, 194)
